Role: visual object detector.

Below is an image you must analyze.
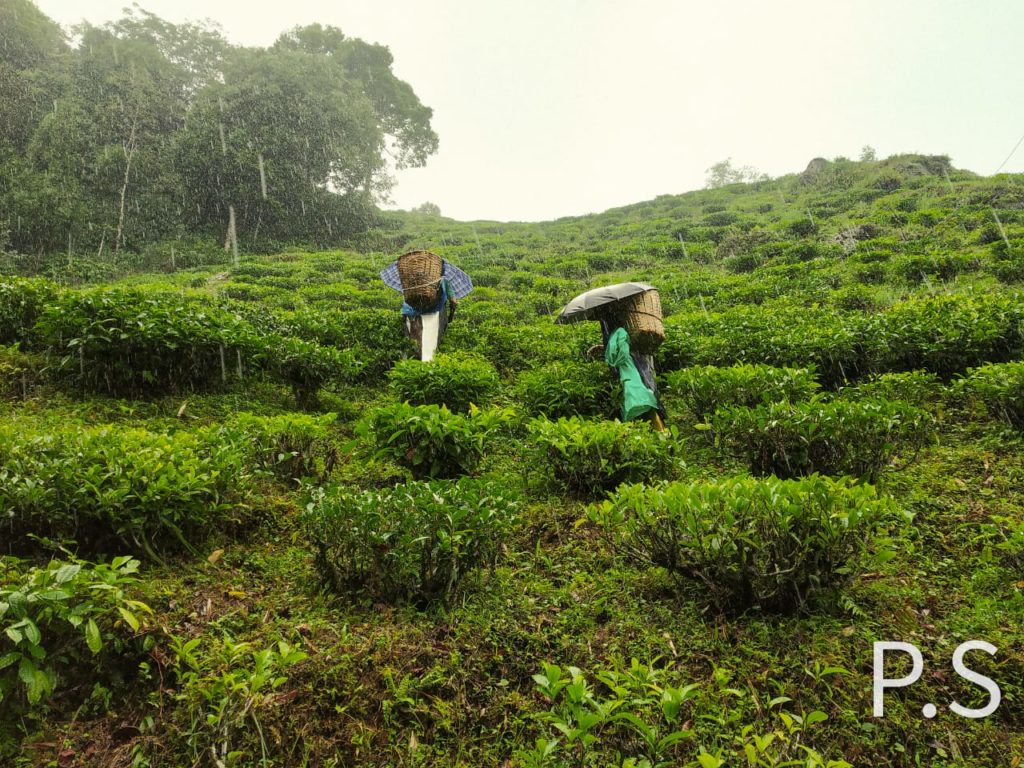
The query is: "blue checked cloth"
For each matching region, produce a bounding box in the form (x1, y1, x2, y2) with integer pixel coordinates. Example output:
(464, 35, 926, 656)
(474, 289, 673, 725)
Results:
(380, 259, 474, 299)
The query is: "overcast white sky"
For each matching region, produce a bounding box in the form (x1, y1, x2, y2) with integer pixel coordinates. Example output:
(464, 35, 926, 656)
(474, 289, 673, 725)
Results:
(35, 0, 1024, 222)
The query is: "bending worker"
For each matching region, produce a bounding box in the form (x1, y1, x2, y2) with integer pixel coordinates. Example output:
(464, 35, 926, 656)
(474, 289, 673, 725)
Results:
(380, 251, 473, 361)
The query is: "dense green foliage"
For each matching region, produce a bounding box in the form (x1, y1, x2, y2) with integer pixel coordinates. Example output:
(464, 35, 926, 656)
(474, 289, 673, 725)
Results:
(961, 361, 1024, 428)
(667, 363, 820, 420)
(591, 476, 895, 613)
(388, 351, 500, 412)
(0, 556, 150, 713)
(709, 397, 933, 480)
(232, 411, 339, 483)
(2, 141, 1024, 765)
(529, 416, 675, 498)
(303, 478, 519, 605)
(0, 421, 246, 558)
(361, 402, 513, 479)
(516, 359, 615, 418)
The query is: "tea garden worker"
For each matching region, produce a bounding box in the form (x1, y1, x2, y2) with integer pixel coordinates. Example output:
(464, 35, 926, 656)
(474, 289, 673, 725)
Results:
(380, 251, 474, 362)
(597, 315, 667, 429)
(555, 282, 668, 430)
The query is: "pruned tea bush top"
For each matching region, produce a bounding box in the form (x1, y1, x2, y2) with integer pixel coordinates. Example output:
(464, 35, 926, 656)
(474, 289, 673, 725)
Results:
(708, 396, 934, 481)
(388, 351, 499, 413)
(960, 361, 1024, 428)
(528, 416, 676, 498)
(516, 359, 615, 419)
(361, 402, 514, 480)
(667, 363, 819, 420)
(590, 475, 896, 613)
(0, 421, 247, 559)
(302, 478, 519, 605)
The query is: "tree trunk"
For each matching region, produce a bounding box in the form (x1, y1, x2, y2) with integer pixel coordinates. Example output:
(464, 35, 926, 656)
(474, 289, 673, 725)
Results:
(114, 109, 139, 261)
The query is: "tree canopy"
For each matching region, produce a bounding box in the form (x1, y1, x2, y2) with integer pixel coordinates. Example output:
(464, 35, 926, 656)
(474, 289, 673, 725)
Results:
(0, 3, 438, 260)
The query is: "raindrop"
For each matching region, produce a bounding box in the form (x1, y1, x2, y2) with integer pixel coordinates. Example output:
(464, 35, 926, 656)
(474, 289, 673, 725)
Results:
(258, 152, 268, 199)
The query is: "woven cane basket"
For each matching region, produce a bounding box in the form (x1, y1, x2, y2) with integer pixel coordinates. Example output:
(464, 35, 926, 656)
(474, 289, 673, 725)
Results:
(397, 250, 443, 311)
(621, 289, 664, 354)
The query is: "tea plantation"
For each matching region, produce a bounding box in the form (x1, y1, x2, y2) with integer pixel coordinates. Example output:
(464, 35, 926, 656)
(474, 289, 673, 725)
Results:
(3, 154, 1024, 766)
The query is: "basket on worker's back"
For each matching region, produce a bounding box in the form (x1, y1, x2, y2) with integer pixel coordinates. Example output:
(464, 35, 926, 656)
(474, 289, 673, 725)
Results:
(621, 289, 664, 354)
(397, 250, 443, 311)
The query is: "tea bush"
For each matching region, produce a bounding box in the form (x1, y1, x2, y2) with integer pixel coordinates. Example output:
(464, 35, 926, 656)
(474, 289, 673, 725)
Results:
(667, 363, 819, 421)
(521, 658, 846, 767)
(516, 359, 614, 418)
(863, 293, 1024, 377)
(0, 422, 247, 558)
(961, 361, 1024, 428)
(34, 288, 257, 396)
(0, 277, 61, 347)
(0, 344, 43, 399)
(232, 412, 339, 483)
(164, 633, 307, 767)
(0, 555, 151, 713)
(302, 478, 519, 605)
(520, 659, 698, 767)
(528, 416, 675, 498)
(257, 334, 362, 410)
(840, 371, 944, 408)
(659, 304, 870, 387)
(708, 397, 933, 481)
(361, 402, 514, 479)
(388, 352, 499, 412)
(590, 475, 896, 612)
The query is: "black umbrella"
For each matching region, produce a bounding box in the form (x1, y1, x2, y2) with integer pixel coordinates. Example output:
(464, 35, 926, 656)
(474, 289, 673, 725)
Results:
(554, 282, 656, 324)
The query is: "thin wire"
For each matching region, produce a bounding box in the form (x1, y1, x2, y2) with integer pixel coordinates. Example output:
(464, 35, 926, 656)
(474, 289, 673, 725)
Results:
(994, 130, 1024, 174)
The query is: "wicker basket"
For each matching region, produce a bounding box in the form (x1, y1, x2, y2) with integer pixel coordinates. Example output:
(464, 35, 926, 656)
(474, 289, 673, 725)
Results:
(621, 289, 664, 354)
(397, 250, 443, 311)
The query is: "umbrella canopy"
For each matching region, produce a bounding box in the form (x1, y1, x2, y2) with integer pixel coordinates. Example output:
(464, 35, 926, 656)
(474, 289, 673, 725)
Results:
(555, 282, 656, 324)
(380, 259, 474, 300)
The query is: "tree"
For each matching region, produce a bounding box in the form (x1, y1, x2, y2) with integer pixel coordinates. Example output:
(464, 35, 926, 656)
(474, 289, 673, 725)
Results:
(272, 24, 438, 171)
(860, 145, 878, 162)
(705, 158, 769, 189)
(0, 7, 438, 258)
(413, 202, 441, 216)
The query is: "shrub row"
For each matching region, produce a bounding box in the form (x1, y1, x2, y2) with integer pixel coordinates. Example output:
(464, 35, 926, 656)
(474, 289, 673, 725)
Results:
(960, 361, 1024, 428)
(26, 287, 361, 405)
(528, 416, 676, 498)
(590, 474, 897, 612)
(0, 277, 61, 347)
(388, 352, 499, 412)
(516, 359, 616, 419)
(708, 397, 934, 481)
(302, 478, 519, 605)
(659, 292, 1024, 385)
(360, 402, 514, 479)
(0, 422, 248, 559)
(667, 363, 819, 420)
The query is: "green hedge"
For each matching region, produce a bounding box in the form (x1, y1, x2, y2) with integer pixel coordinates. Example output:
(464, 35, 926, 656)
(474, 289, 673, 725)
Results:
(961, 361, 1024, 428)
(388, 352, 499, 412)
(590, 475, 896, 612)
(0, 277, 61, 347)
(516, 359, 615, 419)
(303, 478, 519, 605)
(667, 363, 819, 421)
(361, 402, 513, 479)
(708, 397, 933, 481)
(0, 422, 247, 558)
(529, 416, 675, 498)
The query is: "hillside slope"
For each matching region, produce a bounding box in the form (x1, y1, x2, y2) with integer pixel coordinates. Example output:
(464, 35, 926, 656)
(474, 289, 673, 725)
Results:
(2, 155, 1024, 767)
